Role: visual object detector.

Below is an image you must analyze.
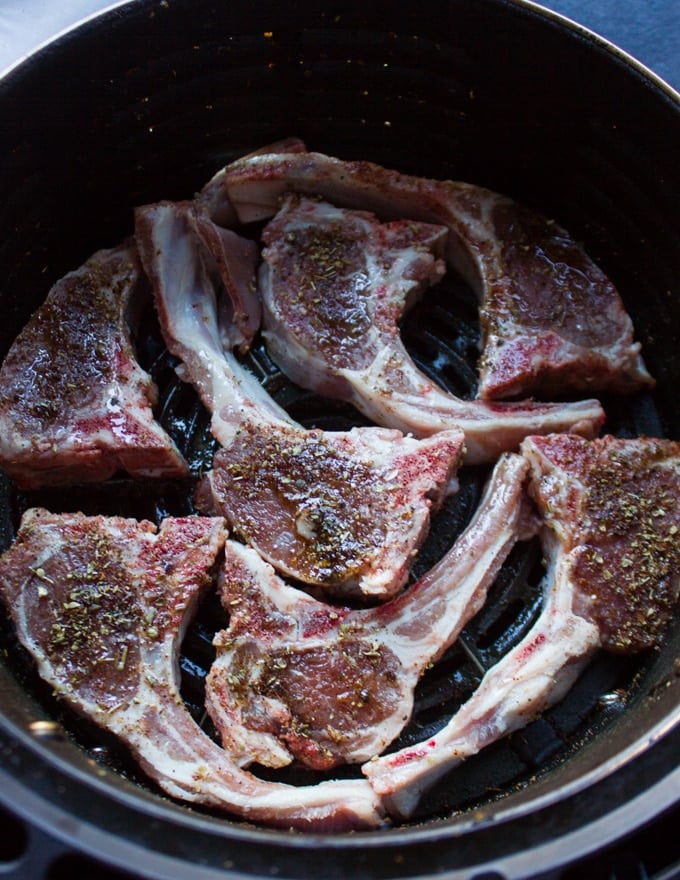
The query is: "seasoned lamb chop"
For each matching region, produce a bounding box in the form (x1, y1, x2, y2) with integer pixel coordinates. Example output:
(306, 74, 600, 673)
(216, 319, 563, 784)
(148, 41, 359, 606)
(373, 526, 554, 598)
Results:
(259, 193, 605, 464)
(0, 508, 385, 831)
(202, 421, 463, 600)
(0, 242, 189, 489)
(260, 194, 448, 404)
(221, 147, 651, 402)
(206, 452, 535, 771)
(363, 434, 680, 820)
(135, 200, 464, 600)
(522, 433, 680, 653)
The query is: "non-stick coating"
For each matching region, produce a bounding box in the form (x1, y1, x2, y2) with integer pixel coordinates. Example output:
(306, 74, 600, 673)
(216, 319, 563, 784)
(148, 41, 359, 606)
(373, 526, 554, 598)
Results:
(0, 1, 679, 878)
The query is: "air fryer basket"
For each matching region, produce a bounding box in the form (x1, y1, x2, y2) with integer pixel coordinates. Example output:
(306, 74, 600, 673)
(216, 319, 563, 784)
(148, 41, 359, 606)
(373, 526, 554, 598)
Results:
(0, 1, 679, 877)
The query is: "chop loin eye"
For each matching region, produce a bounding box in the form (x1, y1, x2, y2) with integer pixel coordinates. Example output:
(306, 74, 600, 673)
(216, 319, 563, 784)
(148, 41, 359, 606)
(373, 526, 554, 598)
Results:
(522, 433, 680, 652)
(0, 242, 189, 489)
(204, 420, 463, 597)
(476, 200, 654, 399)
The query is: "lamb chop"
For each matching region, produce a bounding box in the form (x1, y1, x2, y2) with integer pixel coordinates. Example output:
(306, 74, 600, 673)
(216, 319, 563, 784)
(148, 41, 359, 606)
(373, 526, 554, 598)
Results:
(206, 452, 535, 772)
(363, 433, 680, 820)
(0, 508, 385, 831)
(221, 147, 651, 403)
(134, 200, 464, 600)
(258, 193, 604, 464)
(0, 242, 189, 489)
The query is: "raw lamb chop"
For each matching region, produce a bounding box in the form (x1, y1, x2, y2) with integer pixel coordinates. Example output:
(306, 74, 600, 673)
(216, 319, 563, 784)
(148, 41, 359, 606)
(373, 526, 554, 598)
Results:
(363, 433, 680, 820)
(522, 433, 680, 653)
(221, 147, 652, 402)
(135, 200, 464, 600)
(0, 242, 188, 489)
(0, 508, 385, 831)
(259, 193, 604, 464)
(206, 452, 535, 771)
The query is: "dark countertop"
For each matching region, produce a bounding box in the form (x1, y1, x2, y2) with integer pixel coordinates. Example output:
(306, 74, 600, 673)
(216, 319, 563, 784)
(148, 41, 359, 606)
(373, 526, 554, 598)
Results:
(0, 0, 679, 92)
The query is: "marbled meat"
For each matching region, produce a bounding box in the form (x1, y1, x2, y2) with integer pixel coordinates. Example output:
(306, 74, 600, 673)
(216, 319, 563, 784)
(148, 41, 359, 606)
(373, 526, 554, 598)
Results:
(0, 242, 188, 489)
